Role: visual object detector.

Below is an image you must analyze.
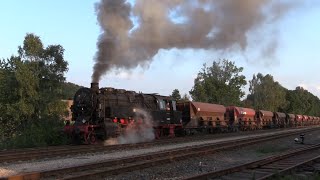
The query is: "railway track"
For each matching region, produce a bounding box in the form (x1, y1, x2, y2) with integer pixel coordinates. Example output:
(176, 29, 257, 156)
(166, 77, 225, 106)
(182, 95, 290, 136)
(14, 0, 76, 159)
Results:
(1, 131, 252, 163)
(4, 127, 319, 180)
(0, 137, 190, 163)
(0, 127, 307, 164)
(183, 144, 320, 180)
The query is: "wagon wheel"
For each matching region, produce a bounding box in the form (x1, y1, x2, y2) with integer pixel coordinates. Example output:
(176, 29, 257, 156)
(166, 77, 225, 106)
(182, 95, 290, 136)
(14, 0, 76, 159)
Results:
(86, 131, 96, 144)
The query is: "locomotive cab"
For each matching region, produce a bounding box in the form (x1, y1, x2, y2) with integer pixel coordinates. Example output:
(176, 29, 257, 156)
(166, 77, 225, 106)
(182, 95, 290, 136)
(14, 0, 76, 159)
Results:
(150, 95, 181, 125)
(67, 83, 184, 143)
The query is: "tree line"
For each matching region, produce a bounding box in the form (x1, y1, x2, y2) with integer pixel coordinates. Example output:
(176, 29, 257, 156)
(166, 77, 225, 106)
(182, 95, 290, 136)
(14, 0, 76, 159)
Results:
(171, 59, 320, 117)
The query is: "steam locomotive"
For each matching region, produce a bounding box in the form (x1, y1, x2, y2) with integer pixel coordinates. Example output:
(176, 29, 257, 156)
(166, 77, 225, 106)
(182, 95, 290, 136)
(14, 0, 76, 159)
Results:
(64, 83, 320, 144)
(65, 83, 183, 144)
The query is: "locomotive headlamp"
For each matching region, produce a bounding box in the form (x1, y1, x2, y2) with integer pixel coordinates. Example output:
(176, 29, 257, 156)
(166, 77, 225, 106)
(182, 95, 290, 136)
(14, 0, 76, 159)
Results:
(240, 111, 247, 115)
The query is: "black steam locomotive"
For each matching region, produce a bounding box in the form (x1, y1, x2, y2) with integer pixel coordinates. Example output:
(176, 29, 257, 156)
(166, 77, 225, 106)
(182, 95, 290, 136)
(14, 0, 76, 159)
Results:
(65, 83, 182, 144)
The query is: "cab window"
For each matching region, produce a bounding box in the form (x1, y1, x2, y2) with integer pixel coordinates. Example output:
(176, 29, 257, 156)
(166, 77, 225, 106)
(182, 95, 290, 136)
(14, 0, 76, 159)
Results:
(172, 100, 177, 111)
(159, 100, 166, 110)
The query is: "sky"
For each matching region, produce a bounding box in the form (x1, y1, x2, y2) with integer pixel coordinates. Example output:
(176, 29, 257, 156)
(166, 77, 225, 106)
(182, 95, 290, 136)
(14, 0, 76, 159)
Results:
(0, 0, 320, 99)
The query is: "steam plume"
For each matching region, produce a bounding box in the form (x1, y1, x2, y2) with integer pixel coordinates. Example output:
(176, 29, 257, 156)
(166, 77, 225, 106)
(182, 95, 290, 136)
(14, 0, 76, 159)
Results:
(104, 108, 155, 145)
(92, 0, 297, 82)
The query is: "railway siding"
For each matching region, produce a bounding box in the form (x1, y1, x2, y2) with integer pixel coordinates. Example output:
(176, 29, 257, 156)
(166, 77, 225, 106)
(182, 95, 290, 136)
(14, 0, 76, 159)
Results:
(184, 144, 320, 180)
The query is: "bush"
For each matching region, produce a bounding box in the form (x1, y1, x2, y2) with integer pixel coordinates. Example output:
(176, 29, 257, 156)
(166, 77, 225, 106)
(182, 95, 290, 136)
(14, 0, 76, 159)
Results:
(0, 116, 68, 149)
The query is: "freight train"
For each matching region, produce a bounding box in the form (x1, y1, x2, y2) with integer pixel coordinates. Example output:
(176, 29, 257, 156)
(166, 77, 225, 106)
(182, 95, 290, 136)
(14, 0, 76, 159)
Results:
(64, 83, 320, 144)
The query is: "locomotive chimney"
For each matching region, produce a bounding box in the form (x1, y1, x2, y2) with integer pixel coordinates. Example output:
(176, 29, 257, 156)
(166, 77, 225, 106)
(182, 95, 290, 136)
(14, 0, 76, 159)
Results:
(91, 82, 99, 93)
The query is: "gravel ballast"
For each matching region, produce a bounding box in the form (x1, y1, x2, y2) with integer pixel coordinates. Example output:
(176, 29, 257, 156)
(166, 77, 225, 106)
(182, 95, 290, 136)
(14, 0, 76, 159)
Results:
(107, 129, 320, 180)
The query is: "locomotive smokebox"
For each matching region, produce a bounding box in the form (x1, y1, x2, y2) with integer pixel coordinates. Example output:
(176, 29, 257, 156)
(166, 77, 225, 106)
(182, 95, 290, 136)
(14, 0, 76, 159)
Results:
(91, 82, 99, 93)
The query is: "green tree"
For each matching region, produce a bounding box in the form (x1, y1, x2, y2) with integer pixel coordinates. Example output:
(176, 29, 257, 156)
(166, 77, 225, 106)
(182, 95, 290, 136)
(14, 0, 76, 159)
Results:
(61, 82, 83, 100)
(181, 93, 190, 101)
(285, 87, 320, 116)
(247, 73, 287, 112)
(0, 57, 21, 139)
(189, 59, 246, 106)
(171, 89, 182, 101)
(0, 33, 69, 148)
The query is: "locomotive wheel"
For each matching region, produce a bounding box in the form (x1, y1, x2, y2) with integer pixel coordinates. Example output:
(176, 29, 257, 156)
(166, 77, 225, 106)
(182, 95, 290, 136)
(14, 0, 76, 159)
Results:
(87, 131, 96, 144)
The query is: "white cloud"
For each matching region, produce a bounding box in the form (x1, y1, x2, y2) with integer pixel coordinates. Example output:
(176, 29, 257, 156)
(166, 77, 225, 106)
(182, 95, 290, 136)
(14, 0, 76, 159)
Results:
(108, 71, 145, 80)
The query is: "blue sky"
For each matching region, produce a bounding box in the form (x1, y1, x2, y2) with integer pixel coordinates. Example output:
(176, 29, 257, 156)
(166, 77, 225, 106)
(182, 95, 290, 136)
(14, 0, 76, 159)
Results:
(1, 0, 320, 98)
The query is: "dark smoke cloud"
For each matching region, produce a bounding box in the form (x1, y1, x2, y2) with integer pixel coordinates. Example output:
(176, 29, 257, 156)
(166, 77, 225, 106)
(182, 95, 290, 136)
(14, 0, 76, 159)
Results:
(92, 0, 298, 82)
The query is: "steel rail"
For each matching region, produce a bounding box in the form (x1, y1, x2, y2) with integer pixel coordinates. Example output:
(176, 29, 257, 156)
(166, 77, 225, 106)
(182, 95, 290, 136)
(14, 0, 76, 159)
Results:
(1, 127, 308, 163)
(183, 143, 320, 180)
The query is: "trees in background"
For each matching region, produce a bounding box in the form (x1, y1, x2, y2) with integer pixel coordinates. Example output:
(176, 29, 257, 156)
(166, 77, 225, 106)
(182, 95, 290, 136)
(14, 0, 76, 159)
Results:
(245, 73, 320, 115)
(170, 89, 191, 101)
(246, 73, 287, 112)
(60, 82, 82, 100)
(181, 93, 191, 101)
(189, 61, 320, 116)
(171, 89, 182, 101)
(0, 33, 69, 148)
(189, 59, 246, 106)
(285, 87, 320, 116)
